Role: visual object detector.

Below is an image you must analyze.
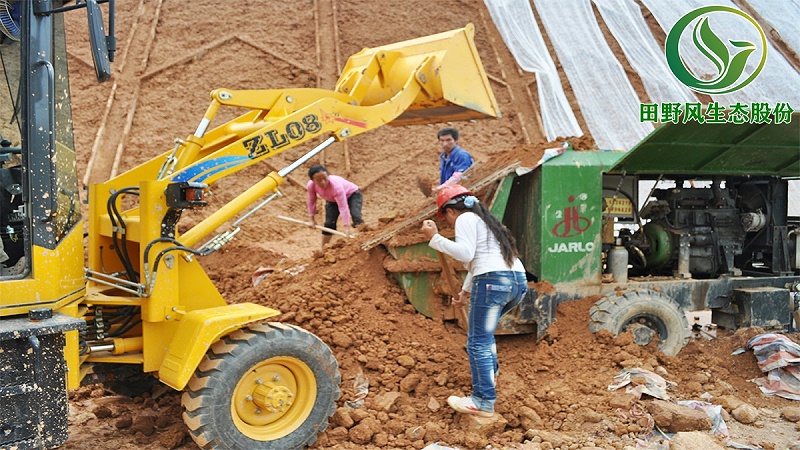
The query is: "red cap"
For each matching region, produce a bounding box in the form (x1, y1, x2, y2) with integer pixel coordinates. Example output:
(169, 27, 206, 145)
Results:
(436, 185, 472, 217)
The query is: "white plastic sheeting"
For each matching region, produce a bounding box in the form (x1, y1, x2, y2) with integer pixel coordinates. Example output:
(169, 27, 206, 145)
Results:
(483, 0, 583, 142)
(592, 0, 697, 105)
(746, 0, 800, 59)
(640, 0, 800, 107)
(532, 0, 654, 150)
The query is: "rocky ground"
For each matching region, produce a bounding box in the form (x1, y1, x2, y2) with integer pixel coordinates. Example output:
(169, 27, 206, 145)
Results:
(61, 233, 800, 449)
(59, 1, 800, 449)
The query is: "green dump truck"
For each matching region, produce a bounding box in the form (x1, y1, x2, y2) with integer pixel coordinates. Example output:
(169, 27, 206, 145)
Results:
(381, 116, 800, 356)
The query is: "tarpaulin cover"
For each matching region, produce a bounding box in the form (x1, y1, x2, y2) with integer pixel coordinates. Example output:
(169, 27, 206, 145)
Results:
(484, 0, 583, 142)
(592, 0, 697, 106)
(677, 400, 729, 437)
(745, 333, 800, 400)
(747, 0, 800, 60)
(532, 0, 654, 150)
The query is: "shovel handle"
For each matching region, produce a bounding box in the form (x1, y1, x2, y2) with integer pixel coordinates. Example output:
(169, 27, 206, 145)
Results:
(436, 251, 469, 329)
(276, 215, 352, 238)
(436, 251, 460, 298)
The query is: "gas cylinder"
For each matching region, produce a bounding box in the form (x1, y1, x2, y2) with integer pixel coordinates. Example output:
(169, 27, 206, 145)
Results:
(609, 245, 629, 284)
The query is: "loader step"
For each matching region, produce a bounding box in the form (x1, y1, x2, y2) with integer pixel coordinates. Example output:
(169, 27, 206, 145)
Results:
(0, 381, 37, 398)
(0, 313, 84, 450)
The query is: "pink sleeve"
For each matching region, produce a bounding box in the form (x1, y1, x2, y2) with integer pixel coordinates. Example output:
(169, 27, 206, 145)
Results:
(333, 186, 351, 227)
(307, 181, 317, 217)
(436, 171, 463, 190)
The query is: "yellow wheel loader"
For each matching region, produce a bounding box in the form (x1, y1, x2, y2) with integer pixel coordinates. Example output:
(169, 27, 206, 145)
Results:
(0, 1, 499, 449)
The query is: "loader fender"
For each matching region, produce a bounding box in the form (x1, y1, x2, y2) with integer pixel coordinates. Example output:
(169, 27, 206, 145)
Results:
(158, 303, 281, 390)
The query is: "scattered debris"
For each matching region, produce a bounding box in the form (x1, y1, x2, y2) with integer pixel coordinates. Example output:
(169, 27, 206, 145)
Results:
(745, 333, 800, 400)
(608, 367, 670, 400)
(421, 443, 459, 450)
(251, 266, 275, 286)
(677, 400, 728, 437)
(344, 371, 370, 409)
(252, 263, 307, 286)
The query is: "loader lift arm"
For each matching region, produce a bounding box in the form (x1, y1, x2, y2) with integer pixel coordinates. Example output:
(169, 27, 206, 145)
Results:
(84, 23, 499, 393)
(2, 1, 500, 447)
(81, 24, 500, 449)
(97, 24, 499, 257)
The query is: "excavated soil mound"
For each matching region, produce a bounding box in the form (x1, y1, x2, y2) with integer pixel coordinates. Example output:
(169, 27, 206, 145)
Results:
(63, 239, 800, 449)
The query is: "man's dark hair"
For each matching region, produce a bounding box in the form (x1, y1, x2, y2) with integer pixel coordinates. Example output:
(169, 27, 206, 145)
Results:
(308, 164, 328, 179)
(437, 127, 459, 141)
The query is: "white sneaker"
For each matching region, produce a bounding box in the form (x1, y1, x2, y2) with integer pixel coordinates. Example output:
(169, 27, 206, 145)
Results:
(447, 396, 493, 417)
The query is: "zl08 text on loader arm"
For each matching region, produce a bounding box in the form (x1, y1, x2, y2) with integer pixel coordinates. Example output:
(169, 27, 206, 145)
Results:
(84, 24, 499, 449)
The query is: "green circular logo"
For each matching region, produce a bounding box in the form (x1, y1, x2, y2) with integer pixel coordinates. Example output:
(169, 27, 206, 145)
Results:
(665, 6, 767, 95)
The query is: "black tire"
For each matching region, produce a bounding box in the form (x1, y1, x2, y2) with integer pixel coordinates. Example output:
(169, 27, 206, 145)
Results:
(182, 323, 340, 450)
(589, 290, 689, 356)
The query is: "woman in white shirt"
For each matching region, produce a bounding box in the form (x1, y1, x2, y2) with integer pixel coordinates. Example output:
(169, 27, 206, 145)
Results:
(421, 185, 527, 418)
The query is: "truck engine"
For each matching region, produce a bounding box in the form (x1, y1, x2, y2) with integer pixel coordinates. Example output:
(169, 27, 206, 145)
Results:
(616, 176, 797, 279)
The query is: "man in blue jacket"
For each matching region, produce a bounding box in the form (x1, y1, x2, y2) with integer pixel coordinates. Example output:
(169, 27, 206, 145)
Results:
(436, 127, 473, 192)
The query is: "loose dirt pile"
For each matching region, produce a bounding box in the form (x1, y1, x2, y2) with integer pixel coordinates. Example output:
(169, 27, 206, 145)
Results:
(60, 1, 800, 449)
(62, 238, 800, 449)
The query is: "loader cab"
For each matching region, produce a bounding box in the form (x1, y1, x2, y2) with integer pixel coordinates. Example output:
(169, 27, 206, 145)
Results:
(0, 1, 24, 277)
(0, 0, 86, 313)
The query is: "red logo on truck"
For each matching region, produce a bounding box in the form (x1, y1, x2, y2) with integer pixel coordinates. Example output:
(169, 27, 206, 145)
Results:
(552, 195, 590, 238)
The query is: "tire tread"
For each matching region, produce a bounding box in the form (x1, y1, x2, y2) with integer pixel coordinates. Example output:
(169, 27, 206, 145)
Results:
(588, 289, 689, 355)
(181, 322, 340, 449)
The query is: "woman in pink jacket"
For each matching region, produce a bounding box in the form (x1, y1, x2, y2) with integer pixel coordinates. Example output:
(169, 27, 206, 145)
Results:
(306, 164, 363, 249)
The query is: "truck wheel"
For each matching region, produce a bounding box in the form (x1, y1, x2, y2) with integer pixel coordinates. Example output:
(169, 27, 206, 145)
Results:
(182, 323, 340, 450)
(589, 290, 689, 356)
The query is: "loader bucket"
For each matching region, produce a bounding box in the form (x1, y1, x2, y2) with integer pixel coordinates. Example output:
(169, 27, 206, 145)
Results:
(335, 23, 501, 125)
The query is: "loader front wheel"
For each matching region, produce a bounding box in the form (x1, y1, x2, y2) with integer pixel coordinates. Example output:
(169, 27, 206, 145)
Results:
(182, 323, 340, 450)
(589, 290, 689, 356)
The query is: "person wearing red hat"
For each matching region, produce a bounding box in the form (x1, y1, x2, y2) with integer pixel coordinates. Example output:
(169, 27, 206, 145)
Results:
(421, 185, 527, 418)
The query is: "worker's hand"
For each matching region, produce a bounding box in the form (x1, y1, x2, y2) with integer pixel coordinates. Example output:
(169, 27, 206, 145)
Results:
(421, 219, 438, 239)
(307, 219, 316, 229)
(453, 289, 469, 306)
(345, 226, 352, 237)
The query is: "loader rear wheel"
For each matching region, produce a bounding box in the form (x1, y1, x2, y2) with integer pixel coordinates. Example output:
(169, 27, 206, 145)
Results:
(589, 290, 689, 356)
(182, 323, 340, 450)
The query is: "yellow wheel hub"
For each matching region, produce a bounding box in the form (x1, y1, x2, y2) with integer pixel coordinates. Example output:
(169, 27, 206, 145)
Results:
(231, 356, 317, 440)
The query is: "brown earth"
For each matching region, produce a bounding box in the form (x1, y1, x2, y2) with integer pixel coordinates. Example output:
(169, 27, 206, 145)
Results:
(60, 1, 800, 449)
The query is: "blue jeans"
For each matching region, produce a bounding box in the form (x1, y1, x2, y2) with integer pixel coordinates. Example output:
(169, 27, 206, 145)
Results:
(467, 271, 527, 412)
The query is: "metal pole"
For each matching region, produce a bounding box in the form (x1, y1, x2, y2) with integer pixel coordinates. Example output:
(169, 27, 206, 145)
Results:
(279, 136, 336, 178)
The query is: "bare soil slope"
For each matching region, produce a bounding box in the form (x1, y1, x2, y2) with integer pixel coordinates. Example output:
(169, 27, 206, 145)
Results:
(61, 1, 800, 449)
